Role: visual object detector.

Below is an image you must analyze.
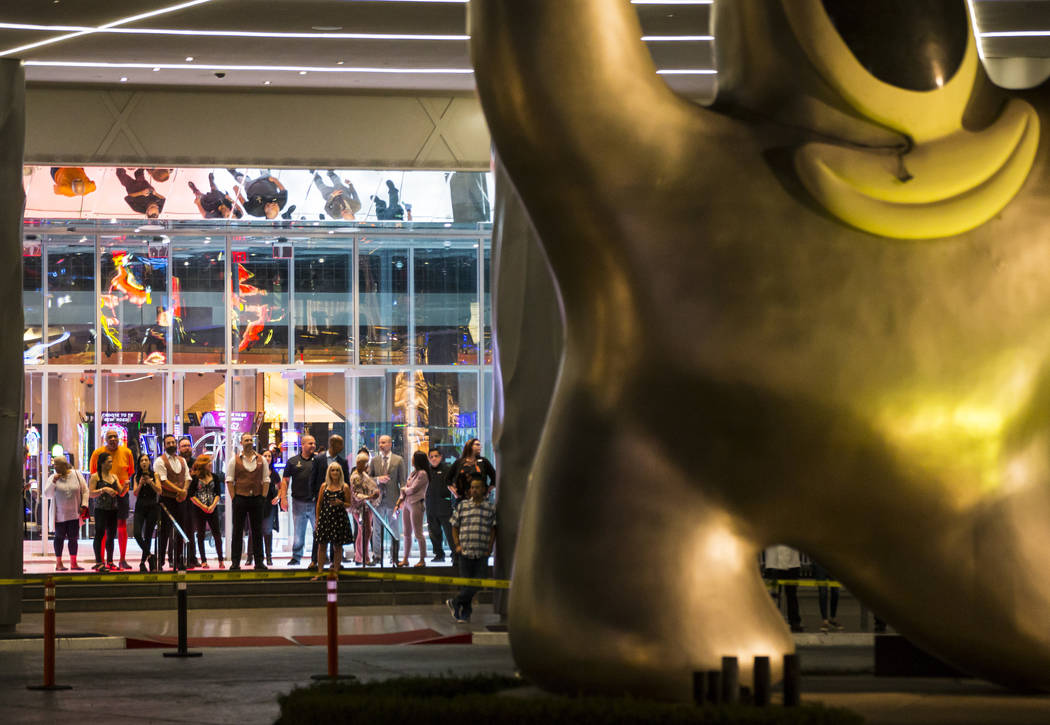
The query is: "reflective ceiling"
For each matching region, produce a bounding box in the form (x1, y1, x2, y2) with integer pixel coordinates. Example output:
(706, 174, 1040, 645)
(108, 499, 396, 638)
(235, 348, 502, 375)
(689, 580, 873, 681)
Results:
(2, 1, 1048, 96)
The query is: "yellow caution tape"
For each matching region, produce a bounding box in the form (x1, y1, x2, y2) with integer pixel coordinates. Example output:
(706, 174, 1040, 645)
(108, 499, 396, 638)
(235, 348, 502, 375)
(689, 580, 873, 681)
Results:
(765, 579, 844, 588)
(0, 568, 510, 589)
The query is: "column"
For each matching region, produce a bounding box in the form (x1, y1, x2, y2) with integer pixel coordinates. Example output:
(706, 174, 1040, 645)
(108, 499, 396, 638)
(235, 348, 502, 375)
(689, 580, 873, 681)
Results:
(0, 59, 27, 631)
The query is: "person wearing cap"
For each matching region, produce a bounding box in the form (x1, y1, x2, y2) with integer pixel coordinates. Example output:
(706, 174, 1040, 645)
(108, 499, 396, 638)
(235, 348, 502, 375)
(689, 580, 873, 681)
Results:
(90, 429, 135, 570)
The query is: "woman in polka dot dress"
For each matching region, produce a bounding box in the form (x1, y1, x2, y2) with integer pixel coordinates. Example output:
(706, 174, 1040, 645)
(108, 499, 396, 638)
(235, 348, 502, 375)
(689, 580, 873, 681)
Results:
(313, 461, 352, 578)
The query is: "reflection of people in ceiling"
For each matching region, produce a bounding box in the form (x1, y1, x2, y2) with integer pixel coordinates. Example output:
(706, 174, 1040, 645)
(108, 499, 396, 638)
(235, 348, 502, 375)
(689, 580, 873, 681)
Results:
(312, 170, 362, 220)
(51, 167, 97, 197)
(147, 169, 171, 183)
(448, 171, 490, 223)
(116, 168, 166, 219)
(372, 180, 406, 221)
(189, 172, 245, 219)
(227, 169, 295, 219)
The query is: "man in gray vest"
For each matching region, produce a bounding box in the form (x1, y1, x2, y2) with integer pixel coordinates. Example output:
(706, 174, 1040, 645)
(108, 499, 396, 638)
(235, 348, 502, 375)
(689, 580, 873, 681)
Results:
(369, 434, 405, 565)
(226, 432, 268, 571)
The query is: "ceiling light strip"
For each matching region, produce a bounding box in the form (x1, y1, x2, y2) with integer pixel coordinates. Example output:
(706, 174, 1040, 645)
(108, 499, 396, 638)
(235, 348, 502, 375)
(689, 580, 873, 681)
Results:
(24, 60, 475, 74)
(0, 0, 216, 57)
(656, 69, 717, 74)
(979, 30, 1050, 37)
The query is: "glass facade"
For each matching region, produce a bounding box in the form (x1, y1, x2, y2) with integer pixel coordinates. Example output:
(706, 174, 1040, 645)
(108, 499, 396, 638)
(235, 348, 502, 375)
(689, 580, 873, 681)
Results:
(22, 220, 493, 557)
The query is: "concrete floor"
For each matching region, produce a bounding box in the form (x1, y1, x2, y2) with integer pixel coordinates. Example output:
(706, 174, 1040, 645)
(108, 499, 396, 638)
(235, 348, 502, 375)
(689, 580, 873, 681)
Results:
(4, 642, 1048, 725)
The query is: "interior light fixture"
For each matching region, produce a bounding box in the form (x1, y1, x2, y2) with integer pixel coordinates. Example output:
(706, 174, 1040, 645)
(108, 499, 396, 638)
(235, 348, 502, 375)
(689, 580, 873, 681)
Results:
(263, 80, 271, 85)
(979, 30, 1050, 37)
(641, 35, 714, 41)
(656, 69, 718, 75)
(24, 60, 476, 74)
(299, 70, 307, 75)
(119, 76, 128, 82)
(185, 56, 194, 61)
(0, 0, 216, 57)
(0, 23, 468, 41)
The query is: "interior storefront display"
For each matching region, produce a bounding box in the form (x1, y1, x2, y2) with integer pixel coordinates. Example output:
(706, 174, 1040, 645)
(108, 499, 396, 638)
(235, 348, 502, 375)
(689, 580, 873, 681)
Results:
(22, 166, 493, 566)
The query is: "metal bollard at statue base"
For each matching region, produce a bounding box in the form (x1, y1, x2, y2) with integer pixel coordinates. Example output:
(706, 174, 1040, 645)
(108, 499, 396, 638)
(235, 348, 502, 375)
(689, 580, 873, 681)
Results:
(753, 656, 771, 706)
(720, 656, 739, 704)
(783, 653, 801, 706)
(311, 569, 355, 681)
(27, 577, 72, 691)
(163, 570, 202, 658)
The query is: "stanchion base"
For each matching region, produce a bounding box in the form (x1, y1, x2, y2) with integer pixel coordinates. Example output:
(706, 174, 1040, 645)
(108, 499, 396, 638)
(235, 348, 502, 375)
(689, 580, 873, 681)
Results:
(310, 674, 357, 681)
(27, 684, 73, 691)
(163, 651, 203, 658)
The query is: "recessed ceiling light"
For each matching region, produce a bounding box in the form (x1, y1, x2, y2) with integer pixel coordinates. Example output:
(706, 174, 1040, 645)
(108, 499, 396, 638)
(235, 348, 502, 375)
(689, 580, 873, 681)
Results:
(336, 60, 344, 65)
(185, 56, 194, 61)
(152, 67, 160, 71)
(119, 76, 128, 82)
(312, 26, 342, 31)
(299, 71, 307, 75)
(263, 80, 271, 85)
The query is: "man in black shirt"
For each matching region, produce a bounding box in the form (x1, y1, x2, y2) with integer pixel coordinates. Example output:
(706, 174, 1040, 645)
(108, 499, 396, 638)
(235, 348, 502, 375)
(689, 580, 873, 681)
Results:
(280, 434, 317, 567)
(227, 169, 294, 219)
(425, 449, 454, 562)
(307, 434, 350, 570)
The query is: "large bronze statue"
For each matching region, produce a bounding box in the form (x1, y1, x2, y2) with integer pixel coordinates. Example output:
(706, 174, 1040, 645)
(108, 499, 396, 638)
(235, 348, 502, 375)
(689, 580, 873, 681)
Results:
(472, 0, 1050, 700)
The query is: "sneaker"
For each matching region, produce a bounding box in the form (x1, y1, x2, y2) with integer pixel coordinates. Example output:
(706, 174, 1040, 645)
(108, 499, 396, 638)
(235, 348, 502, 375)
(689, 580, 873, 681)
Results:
(287, 559, 301, 567)
(229, 564, 241, 571)
(255, 563, 269, 571)
(431, 555, 445, 563)
(829, 619, 844, 631)
(200, 561, 209, 569)
(820, 620, 831, 633)
(446, 598, 460, 622)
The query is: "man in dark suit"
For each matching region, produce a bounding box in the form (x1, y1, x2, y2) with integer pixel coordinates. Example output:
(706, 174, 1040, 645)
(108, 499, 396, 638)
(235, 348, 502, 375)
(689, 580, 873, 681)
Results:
(425, 448, 454, 562)
(307, 434, 349, 571)
(369, 434, 406, 565)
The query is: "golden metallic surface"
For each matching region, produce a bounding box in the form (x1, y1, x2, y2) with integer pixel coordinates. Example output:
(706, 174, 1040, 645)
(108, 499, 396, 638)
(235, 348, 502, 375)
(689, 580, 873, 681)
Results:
(471, 0, 1050, 701)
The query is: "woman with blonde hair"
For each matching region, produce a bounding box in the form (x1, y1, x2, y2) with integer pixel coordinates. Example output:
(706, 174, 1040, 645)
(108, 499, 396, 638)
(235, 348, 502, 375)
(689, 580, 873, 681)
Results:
(348, 452, 379, 566)
(314, 461, 353, 577)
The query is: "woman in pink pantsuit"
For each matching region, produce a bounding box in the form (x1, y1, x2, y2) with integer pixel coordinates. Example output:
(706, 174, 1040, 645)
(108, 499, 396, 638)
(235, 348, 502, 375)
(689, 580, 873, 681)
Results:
(348, 452, 379, 565)
(396, 451, 430, 567)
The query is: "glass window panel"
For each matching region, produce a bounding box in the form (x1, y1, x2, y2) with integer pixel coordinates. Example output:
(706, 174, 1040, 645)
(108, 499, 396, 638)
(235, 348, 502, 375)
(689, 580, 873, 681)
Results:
(414, 243, 479, 366)
(483, 244, 492, 362)
(231, 238, 290, 364)
(483, 369, 493, 455)
(182, 371, 229, 469)
(23, 240, 44, 364)
(172, 237, 226, 365)
(294, 240, 352, 363)
(357, 371, 411, 456)
(294, 373, 347, 454)
(99, 371, 167, 461)
(98, 237, 169, 365)
(46, 372, 94, 473)
(23, 372, 44, 539)
(46, 236, 95, 364)
(358, 240, 408, 365)
(420, 371, 479, 460)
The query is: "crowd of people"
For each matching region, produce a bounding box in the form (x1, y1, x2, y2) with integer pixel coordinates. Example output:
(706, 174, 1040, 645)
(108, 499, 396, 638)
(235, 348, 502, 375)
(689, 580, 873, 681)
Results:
(44, 431, 498, 620)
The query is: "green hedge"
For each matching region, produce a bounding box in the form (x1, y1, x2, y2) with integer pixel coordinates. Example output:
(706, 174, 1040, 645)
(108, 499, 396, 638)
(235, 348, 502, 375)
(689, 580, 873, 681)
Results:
(276, 676, 863, 725)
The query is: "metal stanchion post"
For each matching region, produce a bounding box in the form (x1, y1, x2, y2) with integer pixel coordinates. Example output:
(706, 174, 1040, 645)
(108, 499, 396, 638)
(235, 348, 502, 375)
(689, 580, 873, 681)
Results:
(753, 655, 771, 706)
(311, 569, 355, 681)
(27, 577, 72, 691)
(163, 570, 202, 658)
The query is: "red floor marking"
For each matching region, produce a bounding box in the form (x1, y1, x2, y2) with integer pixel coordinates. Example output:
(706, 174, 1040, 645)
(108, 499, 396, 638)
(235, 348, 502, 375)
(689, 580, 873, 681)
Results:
(411, 633, 473, 645)
(293, 628, 441, 646)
